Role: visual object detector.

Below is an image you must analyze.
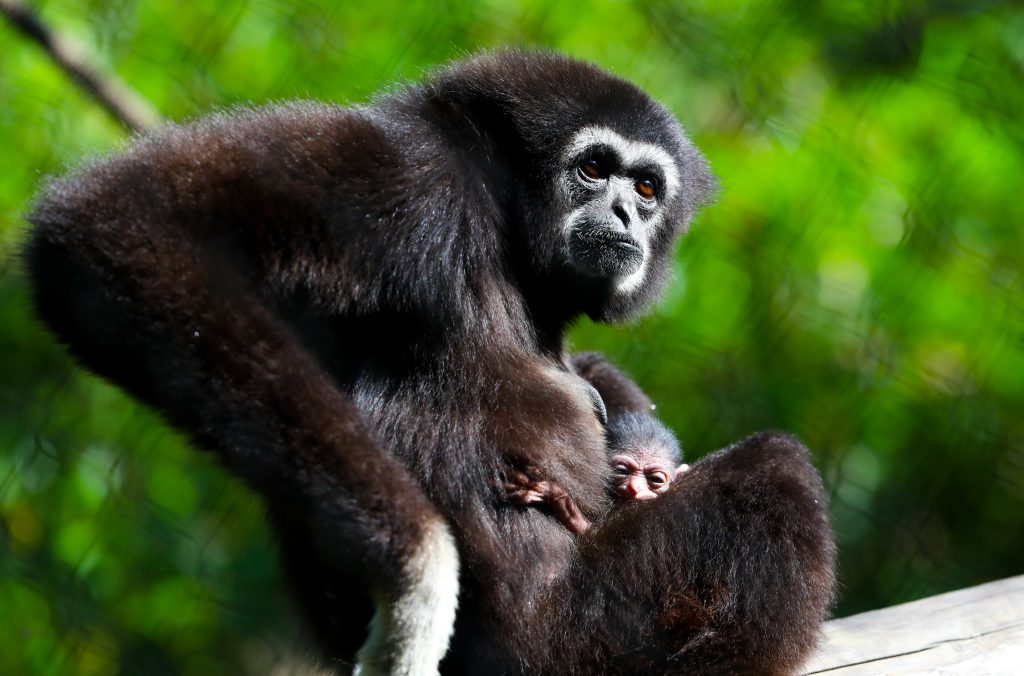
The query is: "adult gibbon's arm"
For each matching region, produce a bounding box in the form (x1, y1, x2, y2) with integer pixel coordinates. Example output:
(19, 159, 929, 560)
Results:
(532, 431, 836, 676)
(24, 105, 459, 676)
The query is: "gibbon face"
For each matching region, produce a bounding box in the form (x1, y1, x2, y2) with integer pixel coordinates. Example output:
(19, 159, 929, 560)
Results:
(559, 125, 683, 294)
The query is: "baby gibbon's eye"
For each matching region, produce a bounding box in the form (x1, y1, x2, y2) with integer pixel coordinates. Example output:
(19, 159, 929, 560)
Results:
(646, 471, 670, 486)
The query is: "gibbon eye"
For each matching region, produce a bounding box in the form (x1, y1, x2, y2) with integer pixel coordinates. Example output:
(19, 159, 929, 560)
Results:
(635, 178, 656, 200)
(579, 159, 603, 180)
(647, 471, 670, 486)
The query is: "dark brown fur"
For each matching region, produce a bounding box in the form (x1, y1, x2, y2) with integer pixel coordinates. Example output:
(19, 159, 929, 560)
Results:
(505, 353, 683, 534)
(572, 351, 655, 417)
(24, 51, 834, 674)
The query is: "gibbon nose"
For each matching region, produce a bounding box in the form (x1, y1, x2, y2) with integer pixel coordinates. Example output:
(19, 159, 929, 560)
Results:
(624, 477, 657, 500)
(611, 200, 631, 230)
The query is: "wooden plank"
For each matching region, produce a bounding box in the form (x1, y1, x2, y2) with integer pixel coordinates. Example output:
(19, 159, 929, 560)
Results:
(804, 575, 1024, 674)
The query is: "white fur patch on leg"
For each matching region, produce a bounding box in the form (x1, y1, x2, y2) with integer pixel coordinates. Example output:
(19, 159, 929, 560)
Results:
(355, 518, 460, 676)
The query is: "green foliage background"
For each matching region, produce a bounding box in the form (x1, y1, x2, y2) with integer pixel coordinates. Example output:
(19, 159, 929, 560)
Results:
(1, 0, 1022, 673)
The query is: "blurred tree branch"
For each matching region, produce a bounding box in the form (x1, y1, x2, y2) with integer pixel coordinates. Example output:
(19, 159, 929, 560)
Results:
(0, 0, 160, 133)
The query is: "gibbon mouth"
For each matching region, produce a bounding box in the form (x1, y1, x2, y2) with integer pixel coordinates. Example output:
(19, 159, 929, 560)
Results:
(571, 227, 641, 251)
(567, 228, 644, 278)
(599, 231, 641, 253)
